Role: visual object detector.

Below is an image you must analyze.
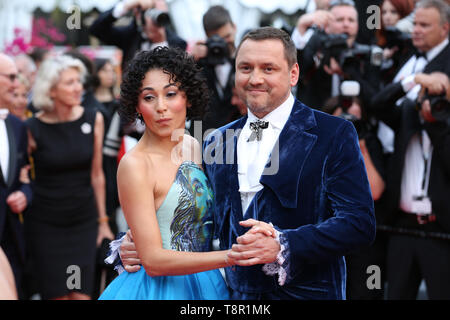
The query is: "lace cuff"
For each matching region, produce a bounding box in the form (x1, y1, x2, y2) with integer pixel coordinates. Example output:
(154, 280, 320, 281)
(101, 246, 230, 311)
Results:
(262, 226, 291, 286)
(104, 232, 126, 275)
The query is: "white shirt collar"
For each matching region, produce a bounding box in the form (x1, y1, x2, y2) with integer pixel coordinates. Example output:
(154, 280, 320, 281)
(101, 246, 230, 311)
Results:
(246, 93, 295, 130)
(0, 108, 9, 120)
(426, 38, 448, 62)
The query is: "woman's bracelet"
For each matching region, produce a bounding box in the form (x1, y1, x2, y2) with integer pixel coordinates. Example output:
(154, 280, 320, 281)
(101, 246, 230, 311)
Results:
(98, 216, 109, 224)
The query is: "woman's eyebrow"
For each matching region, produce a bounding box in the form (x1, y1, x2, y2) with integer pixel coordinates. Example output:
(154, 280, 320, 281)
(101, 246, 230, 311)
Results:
(140, 83, 178, 93)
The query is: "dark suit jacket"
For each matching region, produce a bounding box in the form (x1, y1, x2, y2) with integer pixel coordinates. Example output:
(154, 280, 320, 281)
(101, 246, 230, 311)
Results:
(370, 42, 450, 232)
(297, 32, 381, 110)
(89, 9, 187, 70)
(371, 42, 450, 109)
(0, 114, 32, 266)
(196, 58, 237, 135)
(203, 99, 376, 299)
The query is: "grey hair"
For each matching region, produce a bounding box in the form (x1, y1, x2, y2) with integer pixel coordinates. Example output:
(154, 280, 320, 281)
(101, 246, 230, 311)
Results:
(416, 0, 450, 25)
(32, 55, 86, 111)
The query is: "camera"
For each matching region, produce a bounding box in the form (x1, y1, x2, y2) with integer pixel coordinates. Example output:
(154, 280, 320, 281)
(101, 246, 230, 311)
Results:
(340, 44, 383, 68)
(338, 81, 370, 139)
(384, 26, 412, 50)
(338, 112, 369, 139)
(313, 28, 348, 65)
(420, 91, 450, 122)
(205, 35, 230, 65)
(314, 28, 383, 70)
(143, 8, 171, 27)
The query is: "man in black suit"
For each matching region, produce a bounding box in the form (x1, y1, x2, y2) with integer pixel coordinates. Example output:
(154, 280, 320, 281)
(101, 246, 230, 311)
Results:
(89, 0, 187, 71)
(370, 0, 450, 299)
(292, 0, 381, 110)
(190, 5, 239, 137)
(0, 53, 32, 299)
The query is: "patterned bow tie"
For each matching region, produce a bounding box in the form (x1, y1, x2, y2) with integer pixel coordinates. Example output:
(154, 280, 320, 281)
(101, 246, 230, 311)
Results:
(248, 120, 269, 142)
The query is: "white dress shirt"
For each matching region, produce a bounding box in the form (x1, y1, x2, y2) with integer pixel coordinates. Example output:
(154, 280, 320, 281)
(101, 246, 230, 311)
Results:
(214, 62, 232, 99)
(395, 38, 449, 105)
(400, 130, 433, 214)
(396, 39, 448, 214)
(0, 109, 10, 182)
(378, 38, 449, 157)
(237, 93, 294, 214)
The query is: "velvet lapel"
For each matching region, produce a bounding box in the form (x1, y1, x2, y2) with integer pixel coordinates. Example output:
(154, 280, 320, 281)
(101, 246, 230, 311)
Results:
(260, 99, 317, 208)
(4, 116, 17, 188)
(218, 116, 247, 234)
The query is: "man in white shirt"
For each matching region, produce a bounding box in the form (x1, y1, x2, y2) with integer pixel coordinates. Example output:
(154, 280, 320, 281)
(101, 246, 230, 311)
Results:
(190, 5, 239, 135)
(119, 27, 376, 300)
(370, 0, 450, 299)
(292, 0, 381, 111)
(0, 53, 32, 299)
(89, 0, 187, 71)
(201, 26, 375, 299)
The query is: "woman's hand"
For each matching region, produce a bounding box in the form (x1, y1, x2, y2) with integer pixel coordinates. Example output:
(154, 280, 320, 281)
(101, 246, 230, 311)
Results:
(239, 219, 277, 238)
(97, 221, 114, 247)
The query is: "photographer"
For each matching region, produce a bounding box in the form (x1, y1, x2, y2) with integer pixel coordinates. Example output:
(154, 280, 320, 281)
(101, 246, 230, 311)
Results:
(292, 0, 382, 110)
(190, 5, 238, 136)
(376, 0, 415, 84)
(372, 69, 450, 299)
(89, 0, 187, 71)
(323, 81, 388, 299)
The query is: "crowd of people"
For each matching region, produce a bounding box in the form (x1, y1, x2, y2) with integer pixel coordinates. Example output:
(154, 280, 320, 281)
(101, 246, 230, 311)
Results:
(0, 0, 449, 300)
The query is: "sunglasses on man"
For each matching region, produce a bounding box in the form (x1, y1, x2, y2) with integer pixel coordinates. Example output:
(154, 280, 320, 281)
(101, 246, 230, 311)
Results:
(0, 73, 18, 82)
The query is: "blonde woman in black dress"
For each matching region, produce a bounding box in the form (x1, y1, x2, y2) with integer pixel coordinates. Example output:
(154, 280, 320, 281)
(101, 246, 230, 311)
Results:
(25, 55, 114, 300)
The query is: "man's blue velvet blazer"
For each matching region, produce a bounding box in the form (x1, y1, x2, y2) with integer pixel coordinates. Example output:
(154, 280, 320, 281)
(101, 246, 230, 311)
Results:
(202, 99, 376, 299)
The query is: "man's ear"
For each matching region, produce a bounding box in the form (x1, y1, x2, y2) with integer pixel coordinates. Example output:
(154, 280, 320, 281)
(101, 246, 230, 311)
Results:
(290, 63, 300, 87)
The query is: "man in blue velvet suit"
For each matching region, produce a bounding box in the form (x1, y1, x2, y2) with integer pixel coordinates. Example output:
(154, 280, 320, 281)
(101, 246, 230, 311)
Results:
(119, 27, 375, 300)
(0, 53, 32, 299)
(202, 27, 375, 299)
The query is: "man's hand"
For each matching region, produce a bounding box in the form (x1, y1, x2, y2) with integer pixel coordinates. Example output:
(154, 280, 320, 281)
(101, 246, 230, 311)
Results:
(19, 165, 30, 184)
(296, 10, 335, 35)
(6, 191, 27, 214)
(120, 230, 141, 273)
(415, 73, 448, 96)
(323, 57, 343, 76)
(190, 41, 208, 61)
(124, 0, 155, 12)
(227, 219, 280, 266)
(420, 99, 437, 123)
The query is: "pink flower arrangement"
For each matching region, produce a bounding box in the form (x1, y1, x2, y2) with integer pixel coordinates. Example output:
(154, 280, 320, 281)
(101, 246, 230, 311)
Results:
(4, 17, 67, 56)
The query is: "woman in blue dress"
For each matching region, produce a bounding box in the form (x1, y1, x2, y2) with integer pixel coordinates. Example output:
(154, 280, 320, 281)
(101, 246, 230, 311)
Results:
(99, 47, 241, 300)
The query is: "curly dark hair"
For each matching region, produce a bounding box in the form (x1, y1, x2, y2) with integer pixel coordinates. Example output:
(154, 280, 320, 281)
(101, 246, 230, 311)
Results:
(119, 46, 209, 123)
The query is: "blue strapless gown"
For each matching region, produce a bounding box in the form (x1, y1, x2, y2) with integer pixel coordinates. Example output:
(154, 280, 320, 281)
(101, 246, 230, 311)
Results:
(99, 161, 229, 300)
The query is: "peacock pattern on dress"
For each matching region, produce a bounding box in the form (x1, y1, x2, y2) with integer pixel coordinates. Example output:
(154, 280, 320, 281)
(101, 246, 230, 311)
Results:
(170, 162, 214, 252)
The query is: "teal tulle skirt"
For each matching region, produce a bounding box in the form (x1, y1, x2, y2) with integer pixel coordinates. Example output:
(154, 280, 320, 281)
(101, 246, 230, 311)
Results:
(98, 268, 230, 300)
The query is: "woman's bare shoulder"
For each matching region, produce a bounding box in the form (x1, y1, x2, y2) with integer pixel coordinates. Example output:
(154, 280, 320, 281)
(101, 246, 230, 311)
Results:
(117, 148, 155, 185)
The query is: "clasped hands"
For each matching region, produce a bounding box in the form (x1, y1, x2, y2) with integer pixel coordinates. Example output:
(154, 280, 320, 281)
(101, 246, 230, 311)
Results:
(120, 219, 281, 273)
(226, 219, 281, 267)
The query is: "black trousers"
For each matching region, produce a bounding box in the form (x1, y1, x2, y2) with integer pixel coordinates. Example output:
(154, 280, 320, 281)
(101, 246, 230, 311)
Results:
(345, 232, 388, 300)
(386, 214, 450, 299)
